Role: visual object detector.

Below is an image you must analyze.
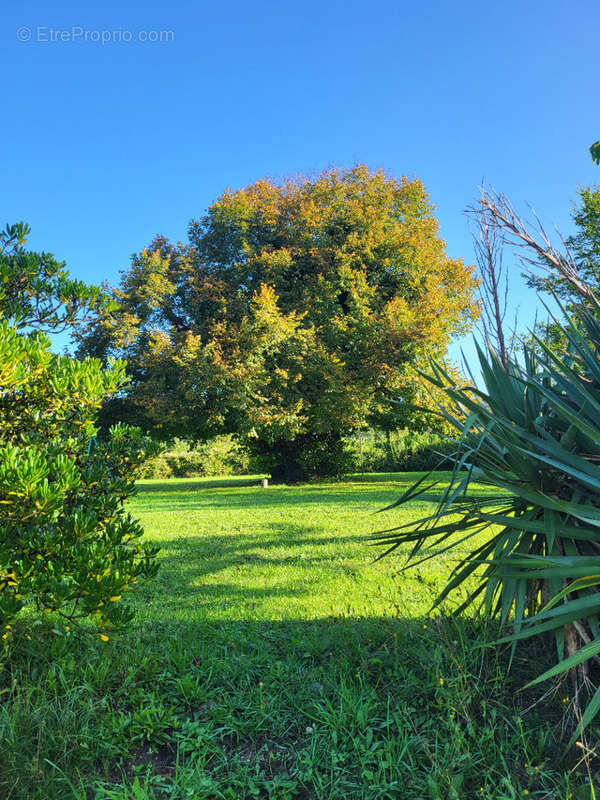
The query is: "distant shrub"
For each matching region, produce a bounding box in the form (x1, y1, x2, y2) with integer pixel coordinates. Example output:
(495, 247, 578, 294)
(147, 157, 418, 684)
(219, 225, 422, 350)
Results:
(140, 436, 251, 478)
(140, 431, 456, 480)
(347, 429, 457, 473)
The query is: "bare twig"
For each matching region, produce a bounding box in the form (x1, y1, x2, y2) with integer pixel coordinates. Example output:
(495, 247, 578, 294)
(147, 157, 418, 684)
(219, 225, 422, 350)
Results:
(470, 199, 511, 368)
(469, 187, 596, 305)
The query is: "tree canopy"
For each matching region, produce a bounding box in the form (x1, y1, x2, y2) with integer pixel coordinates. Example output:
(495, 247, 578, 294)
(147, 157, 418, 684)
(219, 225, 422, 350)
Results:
(77, 165, 478, 479)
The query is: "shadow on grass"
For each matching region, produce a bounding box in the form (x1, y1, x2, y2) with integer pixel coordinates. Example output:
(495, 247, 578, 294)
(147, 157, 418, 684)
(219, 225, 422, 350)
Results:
(133, 473, 504, 515)
(1, 607, 571, 800)
(131, 492, 500, 516)
(135, 471, 446, 495)
(7, 611, 556, 724)
(133, 523, 370, 614)
(136, 476, 266, 493)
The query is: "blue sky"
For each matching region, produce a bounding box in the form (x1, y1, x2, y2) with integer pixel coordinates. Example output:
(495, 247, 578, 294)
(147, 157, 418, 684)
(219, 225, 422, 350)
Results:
(2, 0, 599, 360)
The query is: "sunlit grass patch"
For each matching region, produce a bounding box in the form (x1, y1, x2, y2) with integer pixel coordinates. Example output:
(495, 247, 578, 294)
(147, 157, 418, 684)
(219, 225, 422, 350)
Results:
(0, 473, 589, 799)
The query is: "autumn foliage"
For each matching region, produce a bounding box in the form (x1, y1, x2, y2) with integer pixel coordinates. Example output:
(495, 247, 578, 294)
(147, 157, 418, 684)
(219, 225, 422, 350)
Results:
(77, 166, 478, 479)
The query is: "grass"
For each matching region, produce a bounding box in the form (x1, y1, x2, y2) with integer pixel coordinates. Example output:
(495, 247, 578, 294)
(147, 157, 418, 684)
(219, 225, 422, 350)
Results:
(0, 472, 595, 799)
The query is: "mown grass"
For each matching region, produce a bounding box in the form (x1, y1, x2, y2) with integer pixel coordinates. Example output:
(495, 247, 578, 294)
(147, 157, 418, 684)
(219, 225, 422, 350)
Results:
(0, 473, 595, 799)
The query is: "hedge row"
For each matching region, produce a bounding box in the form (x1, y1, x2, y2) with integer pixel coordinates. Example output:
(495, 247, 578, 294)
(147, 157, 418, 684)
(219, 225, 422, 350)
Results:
(140, 430, 456, 479)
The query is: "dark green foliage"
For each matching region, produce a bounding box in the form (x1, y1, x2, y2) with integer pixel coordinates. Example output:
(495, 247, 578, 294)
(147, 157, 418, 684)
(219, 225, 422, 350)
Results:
(139, 430, 458, 480)
(249, 431, 354, 482)
(569, 186, 600, 289)
(375, 300, 600, 743)
(0, 221, 112, 331)
(75, 167, 477, 479)
(523, 187, 600, 356)
(0, 225, 159, 639)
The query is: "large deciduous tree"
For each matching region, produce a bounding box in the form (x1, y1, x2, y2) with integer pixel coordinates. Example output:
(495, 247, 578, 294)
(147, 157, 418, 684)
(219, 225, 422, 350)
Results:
(77, 166, 478, 480)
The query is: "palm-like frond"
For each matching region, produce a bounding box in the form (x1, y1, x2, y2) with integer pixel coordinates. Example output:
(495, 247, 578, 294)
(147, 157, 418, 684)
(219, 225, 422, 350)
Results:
(374, 301, 600, 744)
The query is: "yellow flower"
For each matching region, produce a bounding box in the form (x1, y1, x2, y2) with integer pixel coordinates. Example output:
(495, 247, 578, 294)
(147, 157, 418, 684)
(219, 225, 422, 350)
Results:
(439, 678, 444, 686)
(99, 633, 109, 642)
(259, 681, 263, 687)
(109, 596, 121, 602)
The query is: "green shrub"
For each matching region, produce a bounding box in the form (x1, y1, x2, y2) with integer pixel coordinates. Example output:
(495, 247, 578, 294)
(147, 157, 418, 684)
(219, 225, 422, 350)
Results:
(140, 436, 251, 478)
(0, 223, 159, 640)
(347, 429, 457, 473)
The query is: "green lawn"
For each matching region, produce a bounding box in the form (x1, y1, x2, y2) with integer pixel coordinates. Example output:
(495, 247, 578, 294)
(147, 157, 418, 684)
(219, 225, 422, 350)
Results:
(0, 473, 591, 799)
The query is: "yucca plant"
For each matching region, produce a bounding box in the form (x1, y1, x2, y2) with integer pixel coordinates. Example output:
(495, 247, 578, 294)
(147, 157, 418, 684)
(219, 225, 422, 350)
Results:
(374, 299, 600, 744)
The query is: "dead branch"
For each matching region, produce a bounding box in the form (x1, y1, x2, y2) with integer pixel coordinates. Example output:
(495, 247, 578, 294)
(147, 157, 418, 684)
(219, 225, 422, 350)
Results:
(471, 201, 510, 368)
(468, 186, 596, 305)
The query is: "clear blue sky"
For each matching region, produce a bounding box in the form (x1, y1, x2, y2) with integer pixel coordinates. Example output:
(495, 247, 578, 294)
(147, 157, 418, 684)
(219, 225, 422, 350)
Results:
(2, 0, 599, 359)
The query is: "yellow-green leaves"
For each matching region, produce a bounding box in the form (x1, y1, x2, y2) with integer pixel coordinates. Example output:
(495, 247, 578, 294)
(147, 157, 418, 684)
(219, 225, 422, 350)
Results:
(0, 230, 160, 638)
(75, 166, 478, 479)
